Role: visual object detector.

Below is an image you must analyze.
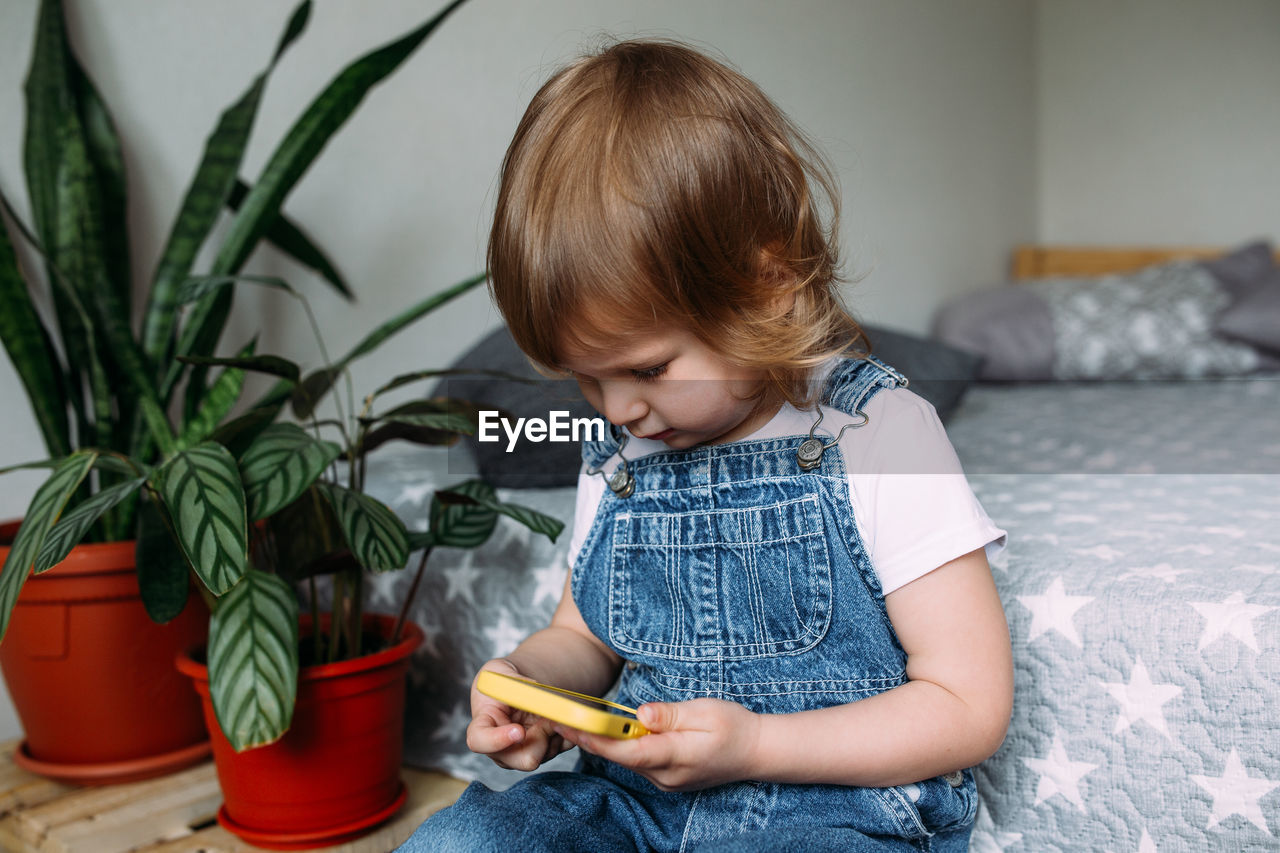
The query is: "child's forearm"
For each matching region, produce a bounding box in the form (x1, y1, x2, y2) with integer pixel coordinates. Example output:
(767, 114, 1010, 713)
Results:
(750, 678, 1009, 788)
(498, 625, 621, 699)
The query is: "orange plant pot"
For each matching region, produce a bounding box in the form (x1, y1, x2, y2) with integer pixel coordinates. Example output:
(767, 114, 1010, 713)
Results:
(0, 520, 211, 785)
(176, 612, 423, 850)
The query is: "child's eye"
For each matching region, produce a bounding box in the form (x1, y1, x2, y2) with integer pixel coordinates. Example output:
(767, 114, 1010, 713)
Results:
(631, 363, 668, 383)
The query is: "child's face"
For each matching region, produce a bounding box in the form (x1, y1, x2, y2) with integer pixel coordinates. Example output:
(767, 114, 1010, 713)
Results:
(559, 325, 776, 449)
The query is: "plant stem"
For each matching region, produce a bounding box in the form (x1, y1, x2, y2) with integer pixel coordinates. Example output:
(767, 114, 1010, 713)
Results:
(392, 546, 432, 644)
(329, 571, 345, 663)
(309, 575, 320, 662)
(350, 567, 364, 657)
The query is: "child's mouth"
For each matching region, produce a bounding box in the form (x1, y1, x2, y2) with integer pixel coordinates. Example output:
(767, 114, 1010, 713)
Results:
(640, 428, 675, 441)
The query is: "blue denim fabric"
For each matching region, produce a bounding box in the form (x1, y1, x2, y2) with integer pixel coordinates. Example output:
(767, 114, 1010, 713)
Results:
(399, 357, 978, 852)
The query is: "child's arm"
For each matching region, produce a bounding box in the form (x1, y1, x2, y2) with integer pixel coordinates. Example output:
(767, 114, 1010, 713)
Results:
(555, 547, 1012, 790)
(466, 571, 624, 771)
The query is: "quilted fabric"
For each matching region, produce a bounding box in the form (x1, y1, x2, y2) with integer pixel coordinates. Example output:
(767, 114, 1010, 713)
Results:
(357, 378, 1280, 848)
(1028, 263, 1261, 380)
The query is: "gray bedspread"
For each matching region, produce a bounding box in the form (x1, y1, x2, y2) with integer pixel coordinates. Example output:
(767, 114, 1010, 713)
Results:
(366, 378, 1280, 850)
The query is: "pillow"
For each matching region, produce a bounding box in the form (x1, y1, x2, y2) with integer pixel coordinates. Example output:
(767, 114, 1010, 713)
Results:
(861, 324, 984, 421)
(434, 326, 594, 489)
(1214, 267, 1280, 354)
(931, 242, 1276, 381)
(1029, 261, 1259, 379)
(931, 287, 1055, 381)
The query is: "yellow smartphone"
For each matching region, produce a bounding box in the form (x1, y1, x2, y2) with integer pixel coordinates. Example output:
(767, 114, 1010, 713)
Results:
(475, 670, 649, 739)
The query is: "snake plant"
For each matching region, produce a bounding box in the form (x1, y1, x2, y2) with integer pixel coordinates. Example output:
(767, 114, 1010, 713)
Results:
(0, 0, 564, 751)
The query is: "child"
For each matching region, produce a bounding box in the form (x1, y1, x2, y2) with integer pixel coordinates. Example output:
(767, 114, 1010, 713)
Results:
(400, 39, 1011, 852)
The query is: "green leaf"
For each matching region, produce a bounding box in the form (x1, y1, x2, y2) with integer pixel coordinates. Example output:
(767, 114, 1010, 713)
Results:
(0, 451, 96, 641)
(372, 367, 533, 399)
(135, 496, 191, 624)
(175, 274, 295, 306)
(178, 352, 301, 383)
(0, 205, 70, 458)
(429, 479, 498, 549)
(406, 529, 435, 552)
(207, 568, 299, 751)
(34, 476, 146, 573)
(152, 442, 247, 595)
(142, 0, 311, 376)
(208, 404, 286, 461)
(263, 486, 345, 581)
(316, 482, 409, 572)
(178, 0, 472, 398)
(227, 178, 352, 301)
(363, 411, 475, 436)
(239, 424, 341, 522)
(292, 274, 486, 418)
(179, 339, 257, 448)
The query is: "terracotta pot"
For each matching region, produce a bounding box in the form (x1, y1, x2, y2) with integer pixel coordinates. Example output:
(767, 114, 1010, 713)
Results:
(176, 612, 423, 850)
(0, 519, 211, 785)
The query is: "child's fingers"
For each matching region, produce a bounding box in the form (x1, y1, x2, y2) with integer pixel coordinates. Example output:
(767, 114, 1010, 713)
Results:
(466, 712, 525, 755)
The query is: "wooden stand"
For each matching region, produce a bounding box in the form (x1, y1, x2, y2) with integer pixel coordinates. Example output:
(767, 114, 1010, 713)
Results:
(0, 739, 467, 852)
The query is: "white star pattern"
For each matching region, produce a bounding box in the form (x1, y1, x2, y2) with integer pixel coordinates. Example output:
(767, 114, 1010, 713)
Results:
(1072, 544, 1124, 561)
(1117, 563, 1191, 584)
(1022, 732, 1098, 811)
(442, 562, 483, 607)
(483, 609, 526, 657)
(1017, 576, 1094, 648)
(365, 568, 403, 609)
(530, 562, 567, 608)
(434, 702, 472, 744)
(1191, 592, 1277, 652)
(970, 799, 1022, 852)
(1170, 543, 1213, 556)
(1191, 749, 1279, 834)
(1102, 656, 1182, 738)
(1138, 828, 1158, 853)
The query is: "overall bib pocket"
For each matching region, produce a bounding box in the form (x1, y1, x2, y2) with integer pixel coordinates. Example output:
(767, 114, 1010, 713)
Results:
(607, 492, 833, 661)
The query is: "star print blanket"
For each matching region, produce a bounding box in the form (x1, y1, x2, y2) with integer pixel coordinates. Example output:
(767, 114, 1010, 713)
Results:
(361, 377, 1280, 851)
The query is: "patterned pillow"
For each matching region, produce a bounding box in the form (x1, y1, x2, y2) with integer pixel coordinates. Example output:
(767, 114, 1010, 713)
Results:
(1027, 262, 1260, 380)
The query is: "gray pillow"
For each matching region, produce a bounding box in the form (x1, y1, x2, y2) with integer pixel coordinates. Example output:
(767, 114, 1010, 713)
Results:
(1214, 267, 1280, 354)
(931, 286, 1055, 381)
(434, 326, 594, 489)
(1200, 240, 1276, 302)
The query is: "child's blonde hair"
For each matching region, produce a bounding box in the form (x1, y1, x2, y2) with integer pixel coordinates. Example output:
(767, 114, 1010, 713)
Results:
(488, 38, 867, 409)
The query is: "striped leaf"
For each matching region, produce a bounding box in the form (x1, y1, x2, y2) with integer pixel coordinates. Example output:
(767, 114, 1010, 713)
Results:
(316, 482, 409, 572)
(239, 424, 341, 522)
(144, 1, 311, 380)
(207, 568, 299, 751)
(178, 339, 257, 449)
(365, 411, 475, 436)
(227, 178, 351, 301)
(153, 442, 247, 595)
(0, 206, 70, 458)
(0, 451, 96, 641)
(34, 476, 145, 573)
(429, 479, 498, 549)
(436, 482, 563, 543)
(135, 496, 191, 624)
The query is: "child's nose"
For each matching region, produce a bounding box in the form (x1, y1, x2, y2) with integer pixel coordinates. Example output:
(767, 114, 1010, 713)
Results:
(598, 380, 648, 426)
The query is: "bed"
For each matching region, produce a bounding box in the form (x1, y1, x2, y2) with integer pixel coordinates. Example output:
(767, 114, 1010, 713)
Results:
(362, 245, 1280, 850)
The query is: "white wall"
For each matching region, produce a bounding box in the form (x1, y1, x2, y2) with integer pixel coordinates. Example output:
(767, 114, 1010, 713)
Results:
(1037, 0, 1280, 245)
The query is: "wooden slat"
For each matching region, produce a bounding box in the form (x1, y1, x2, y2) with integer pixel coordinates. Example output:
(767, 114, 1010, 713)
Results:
(1009, 244, 1280, 281)
(1, 733, 467, 853)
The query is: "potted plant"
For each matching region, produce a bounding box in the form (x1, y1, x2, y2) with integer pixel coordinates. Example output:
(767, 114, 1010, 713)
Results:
(171, 277, 563, 848)
(0, 0, 470, 785)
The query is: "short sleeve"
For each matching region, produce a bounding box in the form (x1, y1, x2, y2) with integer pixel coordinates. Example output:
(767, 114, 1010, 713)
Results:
(566, 463, 608, 570)
(839, 388, 1007, 596)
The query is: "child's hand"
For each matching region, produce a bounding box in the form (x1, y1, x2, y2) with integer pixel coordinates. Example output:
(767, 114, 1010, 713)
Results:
(555, 698, 762, 791)
(466, 659, 568, 771)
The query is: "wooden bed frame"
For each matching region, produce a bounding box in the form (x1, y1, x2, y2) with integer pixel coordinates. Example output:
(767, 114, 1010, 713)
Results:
(1010, 244, 1280, 281)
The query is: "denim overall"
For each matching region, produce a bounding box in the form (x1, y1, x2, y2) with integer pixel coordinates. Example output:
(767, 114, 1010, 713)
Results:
(400, 357, 978, 853)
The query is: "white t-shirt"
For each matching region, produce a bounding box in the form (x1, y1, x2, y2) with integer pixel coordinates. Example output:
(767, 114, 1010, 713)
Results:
(566, 387, 1006, 597)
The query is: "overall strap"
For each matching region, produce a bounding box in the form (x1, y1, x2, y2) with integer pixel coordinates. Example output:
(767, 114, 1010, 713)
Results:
(579, 356, 909, 469)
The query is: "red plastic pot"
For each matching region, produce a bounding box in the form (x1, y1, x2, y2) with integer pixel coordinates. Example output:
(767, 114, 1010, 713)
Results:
(0, 520, 211, 785)
(176, 612, 423, 850)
